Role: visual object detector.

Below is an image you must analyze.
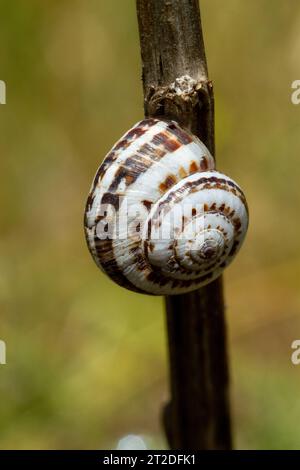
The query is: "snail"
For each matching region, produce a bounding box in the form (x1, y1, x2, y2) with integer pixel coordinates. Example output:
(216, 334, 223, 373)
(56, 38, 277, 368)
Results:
(84, 118, 248, 295)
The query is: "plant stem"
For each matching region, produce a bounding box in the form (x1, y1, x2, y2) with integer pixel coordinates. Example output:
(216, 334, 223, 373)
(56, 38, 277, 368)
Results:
(136, 0, 232, 449)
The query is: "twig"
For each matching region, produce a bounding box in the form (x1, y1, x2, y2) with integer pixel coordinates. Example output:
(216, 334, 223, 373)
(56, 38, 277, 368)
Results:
(136, 0, 232, 449)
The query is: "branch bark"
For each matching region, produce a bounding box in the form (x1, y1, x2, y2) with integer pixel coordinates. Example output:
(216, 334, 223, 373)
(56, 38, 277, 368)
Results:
(136, 0, 232, 449)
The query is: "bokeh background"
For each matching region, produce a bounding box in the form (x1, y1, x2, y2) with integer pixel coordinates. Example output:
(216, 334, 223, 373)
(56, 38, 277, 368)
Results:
(0, 0, 300, 449)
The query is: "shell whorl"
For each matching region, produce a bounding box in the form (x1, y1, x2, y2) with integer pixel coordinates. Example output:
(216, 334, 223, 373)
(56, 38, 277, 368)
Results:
(84, 118, 248, 295)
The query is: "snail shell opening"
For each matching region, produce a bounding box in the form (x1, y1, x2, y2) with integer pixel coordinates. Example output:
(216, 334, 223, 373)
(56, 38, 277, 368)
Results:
(84, 118, 249, 296)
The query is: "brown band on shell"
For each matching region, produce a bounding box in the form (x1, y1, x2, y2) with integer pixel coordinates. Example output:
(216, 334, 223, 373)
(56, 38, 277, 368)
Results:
(106, 122, 195, 194)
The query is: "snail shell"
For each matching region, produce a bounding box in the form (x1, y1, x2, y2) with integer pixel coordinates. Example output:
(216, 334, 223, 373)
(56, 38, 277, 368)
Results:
(84, 118, 248, 295)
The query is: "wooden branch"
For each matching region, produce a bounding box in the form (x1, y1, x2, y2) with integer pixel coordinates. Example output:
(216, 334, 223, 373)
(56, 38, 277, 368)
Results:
(136, 0, 232, 449)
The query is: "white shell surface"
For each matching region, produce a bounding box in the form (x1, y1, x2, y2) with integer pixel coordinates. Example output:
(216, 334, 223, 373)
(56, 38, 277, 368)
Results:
(84, 119, 248, 295)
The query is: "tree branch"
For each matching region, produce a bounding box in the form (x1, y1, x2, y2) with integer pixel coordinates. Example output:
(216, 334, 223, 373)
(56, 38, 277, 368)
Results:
(136, 0, 232, 449)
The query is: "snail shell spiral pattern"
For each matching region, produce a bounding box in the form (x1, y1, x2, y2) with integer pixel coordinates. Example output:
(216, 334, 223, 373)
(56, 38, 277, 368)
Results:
(84, 118, 248, 295)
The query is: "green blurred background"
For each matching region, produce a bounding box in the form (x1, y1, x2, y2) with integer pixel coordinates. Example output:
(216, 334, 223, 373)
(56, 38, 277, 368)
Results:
(0, 0, 300, 449)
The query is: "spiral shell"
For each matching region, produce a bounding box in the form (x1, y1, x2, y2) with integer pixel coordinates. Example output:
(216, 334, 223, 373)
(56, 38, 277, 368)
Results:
(84, 118, 248, 295)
